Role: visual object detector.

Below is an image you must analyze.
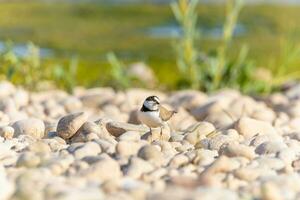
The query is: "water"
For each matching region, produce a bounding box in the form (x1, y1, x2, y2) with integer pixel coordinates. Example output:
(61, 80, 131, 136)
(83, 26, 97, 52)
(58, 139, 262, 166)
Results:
(146, 23, 247, 39)
(0, 41, 53, 58)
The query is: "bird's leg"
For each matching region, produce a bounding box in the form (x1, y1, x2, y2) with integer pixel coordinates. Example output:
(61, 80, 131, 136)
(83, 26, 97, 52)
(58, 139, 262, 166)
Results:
(160, 127, 163, 141)
(150, 127, 153, 142)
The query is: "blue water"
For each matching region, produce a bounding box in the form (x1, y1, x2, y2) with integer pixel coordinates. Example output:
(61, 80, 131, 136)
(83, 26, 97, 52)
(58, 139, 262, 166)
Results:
(0, 42, 53, 58)
(146, 23, 246, 39)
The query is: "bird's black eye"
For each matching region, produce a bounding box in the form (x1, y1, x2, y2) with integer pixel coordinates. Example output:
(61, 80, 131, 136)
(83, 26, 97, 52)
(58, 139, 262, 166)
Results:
(146, 96, 160, 104)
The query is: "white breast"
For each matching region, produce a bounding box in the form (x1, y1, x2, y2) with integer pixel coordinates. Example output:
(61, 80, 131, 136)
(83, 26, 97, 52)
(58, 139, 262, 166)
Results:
(138, 110, 163, 128)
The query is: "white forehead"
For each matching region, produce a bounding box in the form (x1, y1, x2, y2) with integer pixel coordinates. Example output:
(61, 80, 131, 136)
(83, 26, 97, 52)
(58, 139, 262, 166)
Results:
(153, 96, 160, 103)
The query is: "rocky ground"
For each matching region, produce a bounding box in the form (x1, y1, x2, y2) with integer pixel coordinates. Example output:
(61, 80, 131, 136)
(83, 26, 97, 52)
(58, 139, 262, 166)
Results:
(1, 81, 300, 200)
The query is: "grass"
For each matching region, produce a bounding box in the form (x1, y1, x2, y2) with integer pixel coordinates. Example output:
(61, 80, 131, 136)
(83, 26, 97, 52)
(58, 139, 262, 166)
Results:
(0, 1, 300, 90)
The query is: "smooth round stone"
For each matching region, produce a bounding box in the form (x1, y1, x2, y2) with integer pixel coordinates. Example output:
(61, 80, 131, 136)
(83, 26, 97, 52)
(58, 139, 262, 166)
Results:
(12, 118, 45, 139)
(61, 97, 83, 113)
(184, 122, 215, 145)
(82, 157, 122, 182)
(235, 117, 277, 139)
(125, 157, 154, 179)
(106, 121, 147, 137)
(73, 142, 101, 160)
(138, 145, 163, 163)
(57, 112, 88, 139)
(255, 141, 287, 155)
(116, 141, 141, 157)
(13, 89, 29, 108)
(16, 152, 41, 168)
(0, 166, 14, 200)
(168, 154, 189, 168)
(0, 126, 14, 139)
(118, 131, 141, 142)
(220, 143, 256, 160)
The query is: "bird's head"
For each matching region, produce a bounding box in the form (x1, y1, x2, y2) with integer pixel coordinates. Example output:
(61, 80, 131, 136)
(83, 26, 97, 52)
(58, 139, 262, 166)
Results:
(143, 95, 160, 111)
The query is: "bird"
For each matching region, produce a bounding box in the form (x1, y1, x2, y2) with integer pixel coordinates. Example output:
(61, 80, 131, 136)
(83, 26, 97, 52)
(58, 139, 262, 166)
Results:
(137, 95, 177, 140)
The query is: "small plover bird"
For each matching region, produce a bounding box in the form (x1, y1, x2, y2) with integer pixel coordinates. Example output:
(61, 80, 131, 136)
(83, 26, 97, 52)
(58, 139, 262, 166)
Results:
(138, 96, 176, 138)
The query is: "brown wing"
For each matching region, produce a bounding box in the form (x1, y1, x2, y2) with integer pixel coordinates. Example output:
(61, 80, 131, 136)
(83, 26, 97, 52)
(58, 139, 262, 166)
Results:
(159, 105, 177, 121)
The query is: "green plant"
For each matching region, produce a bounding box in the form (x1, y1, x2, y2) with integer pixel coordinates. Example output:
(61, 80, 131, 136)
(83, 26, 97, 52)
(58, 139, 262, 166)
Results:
(172, 0, 259, 93)
(0, 42, 46, 90)
(212, 0, 245, 90)
(270, 36, 300, 88)
(171, 0, 200, 89)
(0, 41, 19, 80)
(0, 41, 79, 92)
(106, 52, 130, 89)
(53, 55, 78, 93)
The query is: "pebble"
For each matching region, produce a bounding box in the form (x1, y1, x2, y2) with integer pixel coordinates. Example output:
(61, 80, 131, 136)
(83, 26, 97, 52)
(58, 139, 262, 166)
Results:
(138, 145, 163, 166)
(106, 121, 148, 137)
(235, 117, 277, 139)
(82, 157, 121, 182)
(125, 157, 154, 179)
(0, 166, 14, 200)
(116, 141, 142, 157)
(12, 118, 45, 139)
(255, 141, 287, 155)
(16, 152, 41, 168)
(0, 81, 299, 199)
(57, 112, 88, 139)
(0, 126, 14, 139)
(184, 122, 215, 145)
(73, 142, 101, 160)
(118, 131, 141, 141)
(220, 143, 256, 160)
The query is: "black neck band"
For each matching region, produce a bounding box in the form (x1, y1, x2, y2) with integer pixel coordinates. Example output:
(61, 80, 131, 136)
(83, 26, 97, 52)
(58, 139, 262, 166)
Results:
(141, 105, 158, 112)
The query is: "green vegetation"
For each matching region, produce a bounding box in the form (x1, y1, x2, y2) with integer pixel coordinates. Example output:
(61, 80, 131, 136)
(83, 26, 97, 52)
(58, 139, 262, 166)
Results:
(107, 52, 130, 89)
(0, 1, 300, 92)
(171, 0, 298, 94)
(0, 41, 79, 92)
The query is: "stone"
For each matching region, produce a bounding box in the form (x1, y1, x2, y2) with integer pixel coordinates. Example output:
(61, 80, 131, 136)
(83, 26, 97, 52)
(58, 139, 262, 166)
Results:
(118, 131, 141, 141)
(94, 139, 116, 154)
(168, 107, 197, 131)
(261, 182, 283, 200)
(220, 143, 256, 160)
(168, 90, 207, 110)
(57, 112, 88, 139)
(0, 165, 14, 200)
(235, 117, 277, 139)
(184, 122, 215, 145)
(255, 141, 287, 155)
(106, 121, 148, 137)
(82, 157, 121, 182)
(138, 145, 163, 165)
(116, 141, 141, 157)
(61, 97, 83, 113)
(79, 88, 115, 108)
(141, 125, 171, 142)
(251, 108, 276, 122)
(73, 142, 101, 160)
(125, 157, 154, 179)
(209, 134, 234, 151)
(234, 167, 260, 181)
(0, 126, 14, 139)
(256, 157, 285, 170)
(27, 141, 51, 154)
(70, 121, 102, 142)
(12, 118, 45, 139)
(128, 62, 157, 86)
(16, 152, 41, 168)
(13, 89, 29, 108)
(168, 154, 189, 168)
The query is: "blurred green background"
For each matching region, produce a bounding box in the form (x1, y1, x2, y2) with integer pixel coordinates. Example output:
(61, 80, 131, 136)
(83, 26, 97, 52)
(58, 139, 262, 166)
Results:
(0, 0, 300, 92)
